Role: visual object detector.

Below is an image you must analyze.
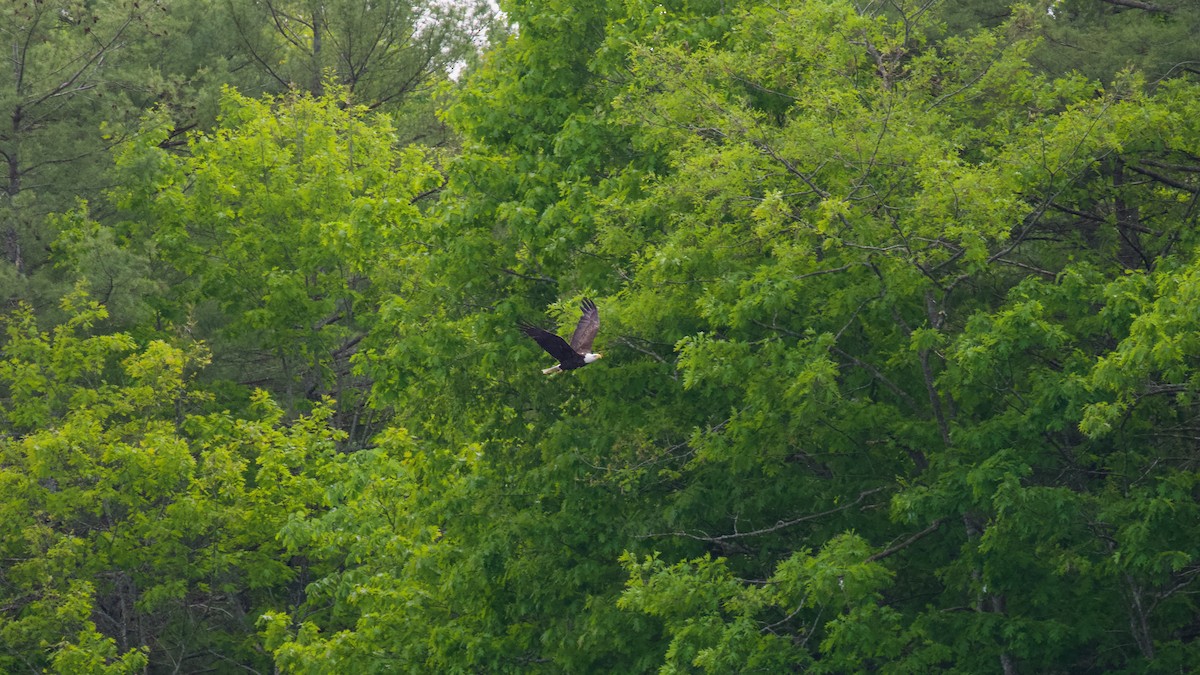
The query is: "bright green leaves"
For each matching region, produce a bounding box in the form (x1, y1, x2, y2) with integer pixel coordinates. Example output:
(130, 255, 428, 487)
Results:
(0, 293, 138, 432)
(925, 257, 1200, 668)
(615, 2, 1030, 303)
(911, 153, 1025, 267)
(13, 0, 1198, 670)
(87, 87, 443, 418)
(619, 534, 899, 673)
(261, 433, 476, 673)
(2, 580, 150, 675)
(1083, 259, 1200, 436)
(675, 331, 842, 474)
(370, 0, 1200, 669)
(0, 297, 343, 672)
(620, 552, 792, 674)
(599, 0, 1200, 671)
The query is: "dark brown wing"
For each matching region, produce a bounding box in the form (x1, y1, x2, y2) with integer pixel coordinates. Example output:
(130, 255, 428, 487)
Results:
(520, 323, 582, 364)
(569, 299, 600, 353)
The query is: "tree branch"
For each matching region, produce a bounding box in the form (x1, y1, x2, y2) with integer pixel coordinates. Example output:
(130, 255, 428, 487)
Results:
(500, 267, 556, 284)
(1127, 163, 1197, 193)
(643, 486, 889, 543)
(1099, 0, 1170, 13)
(867, 518, 944, 562)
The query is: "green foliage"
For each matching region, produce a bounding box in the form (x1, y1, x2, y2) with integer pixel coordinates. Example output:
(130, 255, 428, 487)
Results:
(312, 0, 1200, 671)
(0, 0, 269, 305)
(618, 534, 899, 674)
(0, 0, 491, 335)
(68, 88, 443, 428)
(0, 0, 167, 305)
(0, 295, 343, 672)
(937, 0, 1200, 84)
(5, 0, 1200, 671)
(224, 0, 496, 111)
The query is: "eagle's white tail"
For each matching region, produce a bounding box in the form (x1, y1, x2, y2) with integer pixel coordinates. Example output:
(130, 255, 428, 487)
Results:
(542, 364, 562, 375)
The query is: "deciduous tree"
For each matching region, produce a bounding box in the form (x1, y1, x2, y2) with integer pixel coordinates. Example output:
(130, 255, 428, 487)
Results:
(0, 293, 344, 671)
(62, 88, 442, 436)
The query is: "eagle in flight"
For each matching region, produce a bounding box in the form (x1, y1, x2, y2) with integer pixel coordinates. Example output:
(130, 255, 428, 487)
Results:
(520, 299, 603, 375)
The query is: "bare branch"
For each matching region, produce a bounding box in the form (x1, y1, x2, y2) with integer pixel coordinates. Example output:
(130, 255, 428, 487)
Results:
(500, 267, 556, 284)
(994, 257, 1057, 278)
(867, 518, 944, 562)
(1127, 163, 1198, 193)
(752, 140, 830, 199)
(615, 335, 673, 366)
(643, 486, 889, 543)
(832, 346, 921, 411)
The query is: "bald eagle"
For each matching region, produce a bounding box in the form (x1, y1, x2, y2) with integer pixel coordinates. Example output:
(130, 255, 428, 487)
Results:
(520, 299, 603, 375)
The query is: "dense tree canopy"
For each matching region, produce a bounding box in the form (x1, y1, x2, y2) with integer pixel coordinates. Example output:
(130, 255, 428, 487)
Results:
(72, 87, 441, 437)
(2, 0, 1199, 672)
(0, 293, 342, 672)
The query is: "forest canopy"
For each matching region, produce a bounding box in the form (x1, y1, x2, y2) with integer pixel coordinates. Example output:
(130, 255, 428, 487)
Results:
(2, 0, 1200, 672)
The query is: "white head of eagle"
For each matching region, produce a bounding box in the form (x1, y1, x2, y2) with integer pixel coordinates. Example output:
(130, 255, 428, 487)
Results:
(519, 299, 603, 375)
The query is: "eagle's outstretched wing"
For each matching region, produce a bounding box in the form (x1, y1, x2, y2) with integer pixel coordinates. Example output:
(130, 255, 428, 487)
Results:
(569, 299, 600, 353)
(520, 323, 581, 364)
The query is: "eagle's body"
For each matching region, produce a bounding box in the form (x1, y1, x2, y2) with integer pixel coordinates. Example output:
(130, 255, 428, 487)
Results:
(520, 299, 602, 374)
